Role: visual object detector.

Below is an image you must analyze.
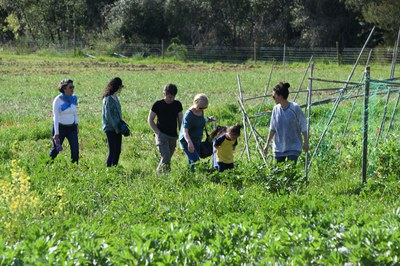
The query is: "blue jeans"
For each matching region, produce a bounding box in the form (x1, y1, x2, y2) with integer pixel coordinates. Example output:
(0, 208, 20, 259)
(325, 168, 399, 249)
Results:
(276, 155, 298, 164)
(106, 131, 122, 167)
(50, 124, 79, 163)
(181, 141, 200, 172)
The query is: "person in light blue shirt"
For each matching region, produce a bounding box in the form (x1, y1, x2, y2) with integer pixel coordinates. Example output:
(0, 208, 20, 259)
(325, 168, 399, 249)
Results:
(263, 82, 309, 164)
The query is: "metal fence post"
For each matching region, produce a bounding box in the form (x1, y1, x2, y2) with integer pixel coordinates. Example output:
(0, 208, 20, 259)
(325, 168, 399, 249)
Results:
(362, 66, 370, 184)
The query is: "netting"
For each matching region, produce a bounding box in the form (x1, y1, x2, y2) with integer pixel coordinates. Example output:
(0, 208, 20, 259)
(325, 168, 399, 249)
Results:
(237, 67, 400, 182)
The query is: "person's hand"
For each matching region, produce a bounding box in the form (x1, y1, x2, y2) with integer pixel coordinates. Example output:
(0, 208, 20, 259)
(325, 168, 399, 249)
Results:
(53, 135, 60, 143)
(188, 142, 195, 153)
(206, 116, 216, 122)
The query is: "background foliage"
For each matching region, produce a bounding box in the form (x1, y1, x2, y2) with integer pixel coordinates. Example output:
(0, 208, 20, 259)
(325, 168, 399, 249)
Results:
(0, 0, 399, 48)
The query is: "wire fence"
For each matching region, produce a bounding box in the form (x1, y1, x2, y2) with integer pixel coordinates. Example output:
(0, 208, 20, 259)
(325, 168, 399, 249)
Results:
(2, 41, 398, 65)
(107, 43, 397, 64)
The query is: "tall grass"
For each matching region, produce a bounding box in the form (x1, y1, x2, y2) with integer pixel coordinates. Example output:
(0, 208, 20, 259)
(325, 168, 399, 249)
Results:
(1, 54, 399, 264)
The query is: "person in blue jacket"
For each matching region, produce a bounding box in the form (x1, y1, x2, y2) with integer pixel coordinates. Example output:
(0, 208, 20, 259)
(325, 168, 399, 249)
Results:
(102, 77, 127, 167)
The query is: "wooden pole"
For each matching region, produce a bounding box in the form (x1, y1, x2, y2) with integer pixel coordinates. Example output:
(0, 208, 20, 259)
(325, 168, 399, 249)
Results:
(237, 74, 251, 161)
(293, 56, 313, 102)
(283, 43, 286, 80)
(336, 41, 340, 66)
(342, 49, 373, 140)
(309, 77, 361, 85)
(390, 28, 400, 79)
(375, 85, 391, 147)
(386, 28, 400, 139)
(253, 41, 257, 64)
(376, 29, 400, 144)
(255, 65, 274, 123)
(161, 39, 164, 59)
(238, 98, 267, 165)
(362, 66, 370, 184)
(305, 63, 314, 183)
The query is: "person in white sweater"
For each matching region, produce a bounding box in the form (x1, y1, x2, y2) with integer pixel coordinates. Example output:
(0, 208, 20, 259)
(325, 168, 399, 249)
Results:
(263, 82, 309, 164)
(49, 79, 79, 163)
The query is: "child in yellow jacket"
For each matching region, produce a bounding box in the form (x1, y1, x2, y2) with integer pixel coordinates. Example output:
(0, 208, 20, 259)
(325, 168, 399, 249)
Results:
(214, 124, 242, 172)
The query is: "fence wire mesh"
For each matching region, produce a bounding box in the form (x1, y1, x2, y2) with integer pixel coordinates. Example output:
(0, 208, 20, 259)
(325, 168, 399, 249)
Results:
(1, 41, 398, 64)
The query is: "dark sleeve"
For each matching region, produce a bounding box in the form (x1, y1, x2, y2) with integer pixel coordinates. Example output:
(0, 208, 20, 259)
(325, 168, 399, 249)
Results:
(151, 101, 159, 113)
(176, 101, 183, 112)
(214, 135, 226, 146)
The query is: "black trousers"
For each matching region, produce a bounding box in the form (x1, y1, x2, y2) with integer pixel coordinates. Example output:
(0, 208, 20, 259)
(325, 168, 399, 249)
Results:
(106, 131, 122, 167)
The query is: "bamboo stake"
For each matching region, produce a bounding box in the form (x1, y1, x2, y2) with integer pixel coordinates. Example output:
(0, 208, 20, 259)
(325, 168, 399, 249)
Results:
(375, 86, 392, 147)
(238, 98, 267, 165)
(249, 88, 400, 120)
(243, 87, 349, 101)
(254, 65, 274, 126)
(386, 28, 400, 139)
(293, 56, 313, 102)
(305, 63, 314, 184)
(309, 77, 361, 86)
(342, 49, 373, 140)
(308, 26, 375, 168)
(283, 43, 286, 80)
(390, 28, 400, 79)
(237, 74, 251, 161)
(257, 65, 274, 108)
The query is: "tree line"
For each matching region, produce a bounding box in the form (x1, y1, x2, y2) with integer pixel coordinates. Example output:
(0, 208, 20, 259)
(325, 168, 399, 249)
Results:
(0, 0, 399, 49)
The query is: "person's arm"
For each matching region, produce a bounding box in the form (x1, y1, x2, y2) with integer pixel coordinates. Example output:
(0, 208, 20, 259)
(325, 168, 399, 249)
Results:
(297, 105, 309, 152)
(148, 110, 160, 135)
(74, 98, 79, 134)
(264, 107, 276, 154)
(263, 130, 276, 154)
(214, 135, 224, 148)
(233, 139, 238, 151)
(183, 127, 195, 153)
(177, 111, 183, 129)
(104, 97, 119, 134)
(53, 97, 60, 142)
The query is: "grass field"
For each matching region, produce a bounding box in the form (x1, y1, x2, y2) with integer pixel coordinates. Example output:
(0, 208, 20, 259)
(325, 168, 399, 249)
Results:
(1, 54, 400, 264)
